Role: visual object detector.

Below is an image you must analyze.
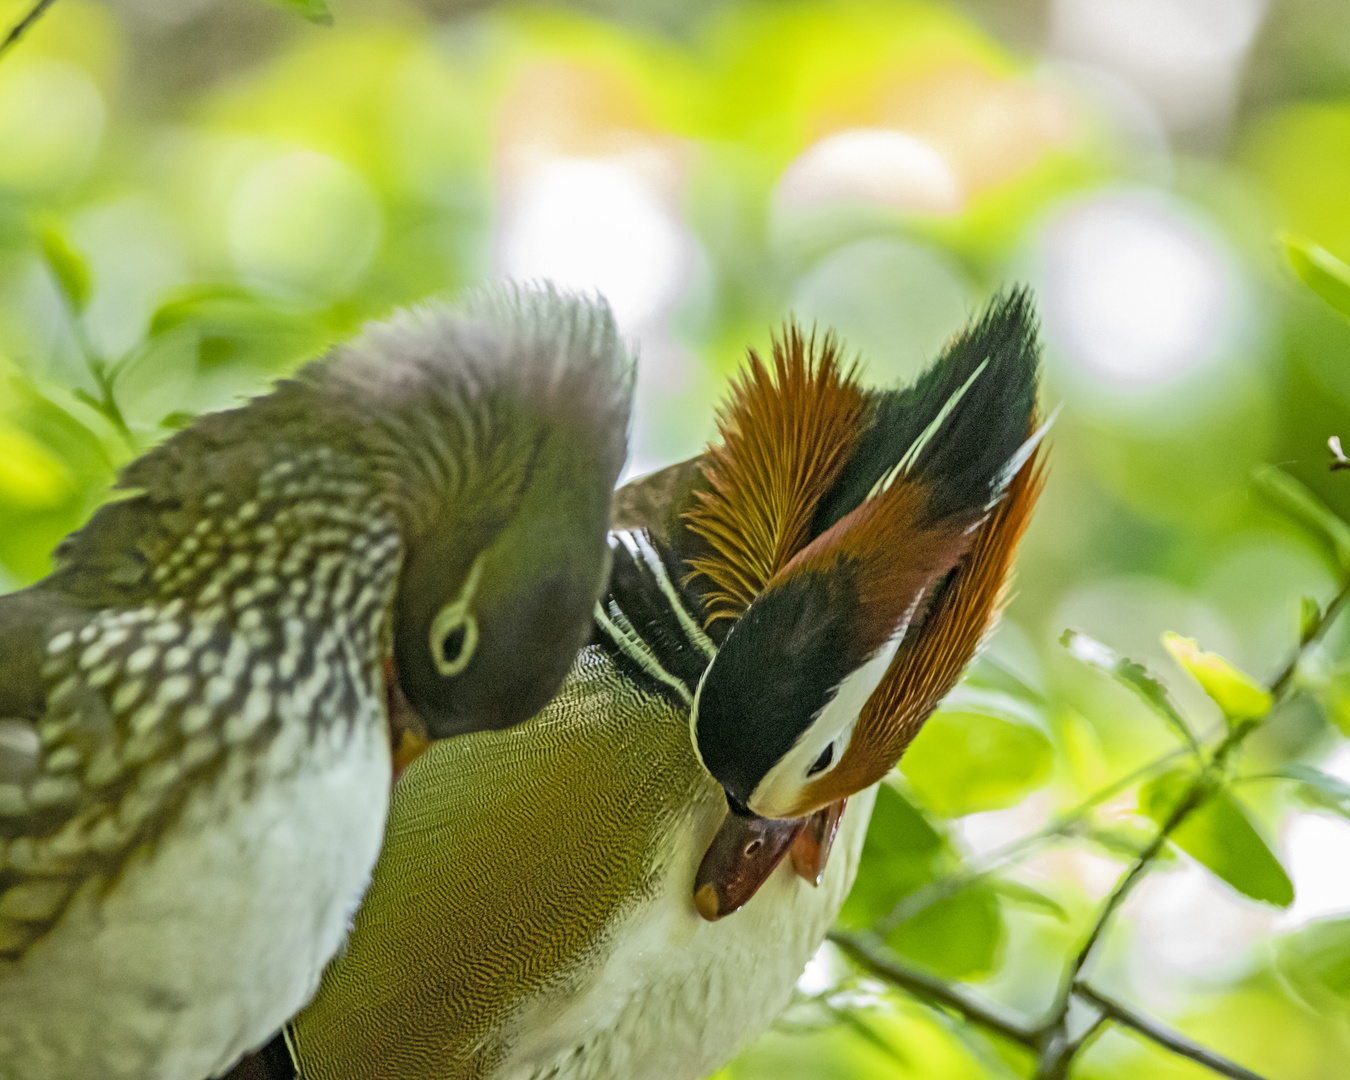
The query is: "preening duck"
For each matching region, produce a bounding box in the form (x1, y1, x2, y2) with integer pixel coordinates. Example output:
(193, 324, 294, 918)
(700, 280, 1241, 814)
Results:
(0, 284, 633, 1080)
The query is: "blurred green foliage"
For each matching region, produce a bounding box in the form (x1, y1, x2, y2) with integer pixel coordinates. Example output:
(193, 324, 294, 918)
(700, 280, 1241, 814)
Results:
(3, 1, 1350, 1077)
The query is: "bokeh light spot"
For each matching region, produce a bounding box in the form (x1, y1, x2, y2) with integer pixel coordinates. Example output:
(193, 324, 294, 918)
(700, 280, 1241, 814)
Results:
(495, 157, 693, 331)
(791, 238, 970, 382)
(229, 150, 382, 306)
(0, 60, 105, 194)
(1041, 192, 1233, 387)
(775, 128, 962, 216)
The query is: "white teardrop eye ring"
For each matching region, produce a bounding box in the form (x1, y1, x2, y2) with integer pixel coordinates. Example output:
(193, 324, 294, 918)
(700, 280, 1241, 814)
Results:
(428, 555, 486, 677)
(430, 608, 479, 676)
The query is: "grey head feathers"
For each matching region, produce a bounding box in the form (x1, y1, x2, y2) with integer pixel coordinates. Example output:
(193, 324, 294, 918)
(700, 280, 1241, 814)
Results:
(25, 281, 634, 742)
(0, 282, 632, 973)
(313, 283, 634, 537)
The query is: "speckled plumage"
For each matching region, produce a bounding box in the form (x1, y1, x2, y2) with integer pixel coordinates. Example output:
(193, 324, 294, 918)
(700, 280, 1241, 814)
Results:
(282, 572, 872, 1080)
(0, 449, 400, 960)
(0, 283, 634, 1080)
(234, 291, 1045, 1080)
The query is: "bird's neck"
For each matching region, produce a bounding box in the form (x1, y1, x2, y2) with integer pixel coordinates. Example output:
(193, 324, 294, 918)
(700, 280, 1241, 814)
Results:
(592, 529, 716, 711)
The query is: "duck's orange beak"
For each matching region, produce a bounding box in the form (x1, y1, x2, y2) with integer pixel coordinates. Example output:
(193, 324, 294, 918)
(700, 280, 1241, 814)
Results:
(384, 656, 432, 784)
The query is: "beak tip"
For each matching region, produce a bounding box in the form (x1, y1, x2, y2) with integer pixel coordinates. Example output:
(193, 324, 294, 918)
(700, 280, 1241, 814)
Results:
(693, 883, 724, 922)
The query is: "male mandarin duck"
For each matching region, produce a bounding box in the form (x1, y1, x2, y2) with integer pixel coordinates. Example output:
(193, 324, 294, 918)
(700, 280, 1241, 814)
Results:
(0, 284, 635, 1080)
(230, 288, 1046, 1080)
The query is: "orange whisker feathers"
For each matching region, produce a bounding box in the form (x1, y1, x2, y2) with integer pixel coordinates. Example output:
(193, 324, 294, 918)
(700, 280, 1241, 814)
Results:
(684, 324, 868, 624)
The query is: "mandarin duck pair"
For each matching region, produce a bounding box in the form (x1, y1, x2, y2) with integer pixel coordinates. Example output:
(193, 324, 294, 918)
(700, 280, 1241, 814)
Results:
(0, 282, 1044, 1080)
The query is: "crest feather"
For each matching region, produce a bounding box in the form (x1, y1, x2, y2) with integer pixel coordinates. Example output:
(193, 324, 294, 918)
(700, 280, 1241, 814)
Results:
(799, 440, 1047, 810)
(683, 325, 869, 624)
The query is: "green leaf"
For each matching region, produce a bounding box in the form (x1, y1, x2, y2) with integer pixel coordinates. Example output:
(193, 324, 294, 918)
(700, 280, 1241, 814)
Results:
(1251, 464, 1350, 573)
(1277, 916, 1350, 1010)
(38, 228, 91, 313)
(1280, 232, 1350, 320)
(265, 0, 334, 25)
(989, 878, 1068, 921)
(1322, 674, 1350, 738)
(149, 285, 298, 339)
(1300, 597, 1321, 645)
(1140, 769, 1294, 907)
(1162, 632, 1272, 724)
(1060, 629, 1199, 751)
(1277, 763, 1350, 819)
(899, 701, 1053, 817)
(0, 422, 74, 509)
(839, 784, 945, 927)
(886, 882, 1004, 981)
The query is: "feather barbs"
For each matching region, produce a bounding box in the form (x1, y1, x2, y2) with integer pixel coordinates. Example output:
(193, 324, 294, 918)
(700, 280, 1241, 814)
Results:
(796, 438, 1047, 813)
(683, 325, 869, 624)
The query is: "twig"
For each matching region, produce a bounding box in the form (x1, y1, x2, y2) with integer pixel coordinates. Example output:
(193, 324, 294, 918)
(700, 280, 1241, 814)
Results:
(1048, 577, 1350, 1020)
(827, 930, 1039, 1050)
(1058, 743, 1227, 999)
(873, 745, 1193, 937)
(1073, 983, 1273, 1080)
(71, 356, 136, 450)
(1270, 577, 1350, 696)
(1026, 573, 1350, 1071)
(0, 0, 59, 62)
(834, 570, 1350, 1079)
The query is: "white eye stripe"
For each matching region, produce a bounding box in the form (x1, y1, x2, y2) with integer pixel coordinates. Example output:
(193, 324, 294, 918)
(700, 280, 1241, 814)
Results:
(990, 404, 1059, 506)
(428, 553, 486, 677)
(430, 610, 478, 676)
(747, 628, 904, 818)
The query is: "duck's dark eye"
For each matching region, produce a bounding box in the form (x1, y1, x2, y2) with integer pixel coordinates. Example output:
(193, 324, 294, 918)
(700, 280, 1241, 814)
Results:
(439, 626, 468, 666)
(807, 743, 834, 777)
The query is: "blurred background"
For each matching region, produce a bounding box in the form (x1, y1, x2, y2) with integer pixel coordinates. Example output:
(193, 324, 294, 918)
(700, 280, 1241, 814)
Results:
(2, 0, 1349, 1076)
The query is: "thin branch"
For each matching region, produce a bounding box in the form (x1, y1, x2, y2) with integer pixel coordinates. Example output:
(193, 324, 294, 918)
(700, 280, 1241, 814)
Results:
(874, 746, 1192, 937)
(1054, 578, 1350, 1004)
(0, 0, 59, 62)
(1073, 983, 1273, 1080)
(71, 356, 136, 451)
(836, 567, 1350, 1080)
(1059, 754, 1221, 996)
(827, 930, 1039, 1050)
(1033, 574, 1350, 1069)
(1270, 577, 1350, 696)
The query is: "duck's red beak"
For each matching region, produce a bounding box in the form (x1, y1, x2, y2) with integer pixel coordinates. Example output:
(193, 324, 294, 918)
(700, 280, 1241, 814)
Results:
(692, 798, 849, 921)
(790, 798, 848, 886)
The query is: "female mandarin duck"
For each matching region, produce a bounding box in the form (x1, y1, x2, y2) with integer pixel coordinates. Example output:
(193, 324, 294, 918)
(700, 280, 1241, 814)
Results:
(231, 289, 1046, 1080)
(0, 284, 634, 1080)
